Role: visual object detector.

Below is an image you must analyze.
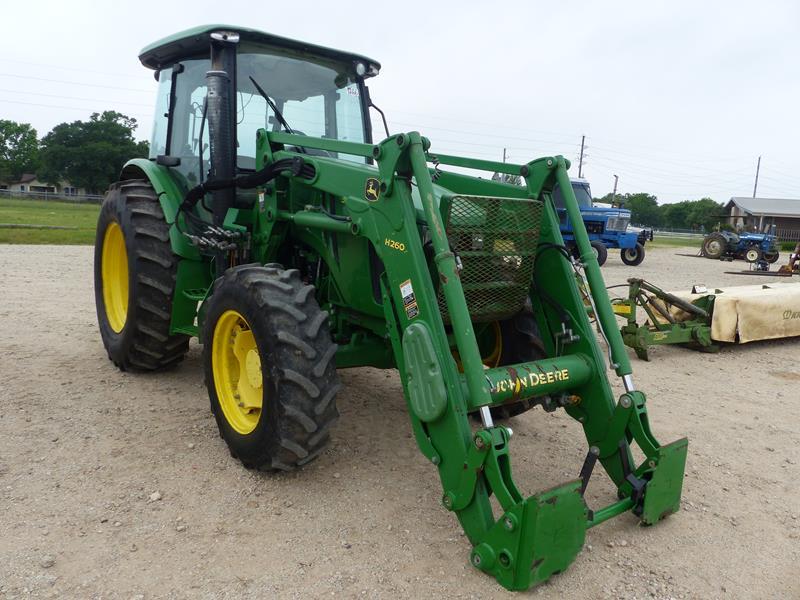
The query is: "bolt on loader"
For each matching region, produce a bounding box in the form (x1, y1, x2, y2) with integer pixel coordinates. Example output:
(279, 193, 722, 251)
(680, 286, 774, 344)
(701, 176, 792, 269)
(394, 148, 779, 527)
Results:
(93, 25, 687, 590)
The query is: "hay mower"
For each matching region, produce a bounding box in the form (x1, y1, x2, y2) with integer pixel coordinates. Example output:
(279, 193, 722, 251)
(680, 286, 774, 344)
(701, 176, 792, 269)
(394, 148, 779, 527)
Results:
(93, 25, 687, 590)
(612, 277, 800, 360)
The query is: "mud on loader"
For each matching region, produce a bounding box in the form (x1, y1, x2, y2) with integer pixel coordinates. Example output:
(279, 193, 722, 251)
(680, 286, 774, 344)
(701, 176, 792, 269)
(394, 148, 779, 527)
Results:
(93, 25, 687, 590)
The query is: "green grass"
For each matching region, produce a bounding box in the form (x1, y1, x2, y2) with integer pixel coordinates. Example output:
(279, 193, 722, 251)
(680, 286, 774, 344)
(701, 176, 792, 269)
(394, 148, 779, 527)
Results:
(0, 198, 100, 244)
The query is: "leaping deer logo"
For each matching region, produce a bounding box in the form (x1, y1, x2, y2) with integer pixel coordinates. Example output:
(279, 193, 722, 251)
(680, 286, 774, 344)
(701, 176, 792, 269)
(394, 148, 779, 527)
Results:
(365, 178, 380, 202)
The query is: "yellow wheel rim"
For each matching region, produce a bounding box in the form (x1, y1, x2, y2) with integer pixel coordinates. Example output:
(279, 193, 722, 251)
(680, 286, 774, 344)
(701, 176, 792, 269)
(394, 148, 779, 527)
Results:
(483, 321, 502, 368)
(454, 321, 502, 371)
(101, 221, 129, 333)
(211, 310, 263, 435)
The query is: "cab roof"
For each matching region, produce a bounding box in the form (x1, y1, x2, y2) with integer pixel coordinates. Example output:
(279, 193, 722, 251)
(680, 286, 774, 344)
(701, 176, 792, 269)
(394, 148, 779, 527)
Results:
(139, 24, 381, 73)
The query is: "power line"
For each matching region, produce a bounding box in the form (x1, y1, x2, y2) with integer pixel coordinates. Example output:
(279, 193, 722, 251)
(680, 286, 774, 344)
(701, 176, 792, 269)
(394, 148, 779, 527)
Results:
(0, 73, 153, 93)
(588, 154, 753, 186)
(0, 88, 152, 108)
(0, 98, 150, 119)
(380, 106, 579, 141)
(0, 57, 146, 80)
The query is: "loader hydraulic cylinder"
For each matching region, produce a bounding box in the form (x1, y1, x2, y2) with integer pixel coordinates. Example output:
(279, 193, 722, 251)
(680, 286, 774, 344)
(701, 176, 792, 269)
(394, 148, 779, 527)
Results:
(554, 163, 632, 378)
(465, 354, 594, 409)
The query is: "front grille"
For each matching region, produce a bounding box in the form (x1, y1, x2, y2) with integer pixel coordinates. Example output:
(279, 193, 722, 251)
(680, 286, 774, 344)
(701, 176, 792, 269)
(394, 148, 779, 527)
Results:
(606, 217, 630, 232)
(438, 195, 543, 323)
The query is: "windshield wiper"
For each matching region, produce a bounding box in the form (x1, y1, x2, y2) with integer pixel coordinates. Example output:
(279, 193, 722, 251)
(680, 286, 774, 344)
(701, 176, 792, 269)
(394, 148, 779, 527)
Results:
(248, 76, 296, 135)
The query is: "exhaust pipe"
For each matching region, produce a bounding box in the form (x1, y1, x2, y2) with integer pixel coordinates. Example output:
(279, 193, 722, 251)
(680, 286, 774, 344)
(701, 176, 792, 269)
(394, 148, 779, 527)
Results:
(206, 32, 238, 226)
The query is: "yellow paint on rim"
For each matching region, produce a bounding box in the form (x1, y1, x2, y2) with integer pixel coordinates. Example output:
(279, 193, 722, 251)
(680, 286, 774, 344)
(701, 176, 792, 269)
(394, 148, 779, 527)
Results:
(454, 321, 502, 371)
(101, 221, 129, 333)
(483, 321, 502, 368)
(212, 310, 263, 434)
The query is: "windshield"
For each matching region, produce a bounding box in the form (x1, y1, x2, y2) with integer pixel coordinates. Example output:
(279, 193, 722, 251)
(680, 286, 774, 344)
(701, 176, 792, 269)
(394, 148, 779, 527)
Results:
(236, 47, 367, 167)
(552, 182, 593, 209)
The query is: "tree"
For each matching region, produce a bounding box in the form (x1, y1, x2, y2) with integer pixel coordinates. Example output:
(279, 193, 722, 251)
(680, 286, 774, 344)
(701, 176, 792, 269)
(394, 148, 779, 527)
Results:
(660, 201, 693, 229)
(39, 111, 148, 194)
(686, 197, 723, 231)
(620, 193, 661, 226)
(0, 120, 40, 182)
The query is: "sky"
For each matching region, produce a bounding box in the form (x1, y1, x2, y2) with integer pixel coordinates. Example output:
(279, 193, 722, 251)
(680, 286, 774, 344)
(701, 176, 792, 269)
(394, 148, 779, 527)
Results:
(1, 0, 798, 203)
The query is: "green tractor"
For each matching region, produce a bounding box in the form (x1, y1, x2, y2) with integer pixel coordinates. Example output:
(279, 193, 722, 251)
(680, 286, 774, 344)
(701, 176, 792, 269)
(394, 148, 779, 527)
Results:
(94, 25, 687, 591)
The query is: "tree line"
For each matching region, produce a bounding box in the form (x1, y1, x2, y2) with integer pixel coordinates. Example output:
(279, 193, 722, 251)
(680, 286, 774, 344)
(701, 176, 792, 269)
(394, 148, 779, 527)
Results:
(595, 192, 725, 231)
(0, 112, 148, 194)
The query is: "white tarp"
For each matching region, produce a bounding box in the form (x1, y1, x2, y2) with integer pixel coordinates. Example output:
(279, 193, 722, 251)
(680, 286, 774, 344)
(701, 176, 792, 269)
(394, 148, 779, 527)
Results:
(661, 282, 800, 343)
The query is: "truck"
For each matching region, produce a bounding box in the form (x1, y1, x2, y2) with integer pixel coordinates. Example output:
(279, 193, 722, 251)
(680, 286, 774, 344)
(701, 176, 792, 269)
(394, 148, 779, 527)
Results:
(554, 178, 650, 266)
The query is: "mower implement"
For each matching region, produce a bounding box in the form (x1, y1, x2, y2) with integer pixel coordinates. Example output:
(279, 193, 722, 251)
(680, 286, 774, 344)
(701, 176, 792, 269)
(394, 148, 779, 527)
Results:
(93, 25, 687, 590)
(614, 277, 800, 359)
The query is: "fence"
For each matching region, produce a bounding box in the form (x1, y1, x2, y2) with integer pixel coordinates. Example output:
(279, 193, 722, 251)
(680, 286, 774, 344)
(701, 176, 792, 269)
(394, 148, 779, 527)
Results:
(0, 188, 103, 204)
(776, 228, 800, 242)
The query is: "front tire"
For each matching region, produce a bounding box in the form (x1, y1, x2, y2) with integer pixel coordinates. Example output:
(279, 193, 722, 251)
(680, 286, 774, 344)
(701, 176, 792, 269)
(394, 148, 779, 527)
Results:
(764, 251, 780, 263)
(621, 242, 646, 266)
(745, 246, 762, 263)
(94, 179, 189, 371)
(203, 264, 340, 471)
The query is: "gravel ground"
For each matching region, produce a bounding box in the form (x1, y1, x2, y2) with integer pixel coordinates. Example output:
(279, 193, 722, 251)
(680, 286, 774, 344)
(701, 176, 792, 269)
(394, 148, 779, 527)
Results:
(0, 244, 798, 599)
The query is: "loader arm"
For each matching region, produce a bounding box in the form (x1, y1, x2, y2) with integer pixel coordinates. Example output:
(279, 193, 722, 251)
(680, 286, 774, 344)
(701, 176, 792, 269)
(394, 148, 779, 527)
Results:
(248, 130, 688, 590)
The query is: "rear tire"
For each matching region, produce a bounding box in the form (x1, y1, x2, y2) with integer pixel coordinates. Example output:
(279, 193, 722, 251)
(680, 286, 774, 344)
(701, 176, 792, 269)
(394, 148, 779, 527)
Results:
(203, 264, 340, 471)
(590, 241, 608, 266)
(621, 242, 646, 266)
(764, 251, 780, 263)
(94, 179, 189, 371)
(701, 233, 726, 259)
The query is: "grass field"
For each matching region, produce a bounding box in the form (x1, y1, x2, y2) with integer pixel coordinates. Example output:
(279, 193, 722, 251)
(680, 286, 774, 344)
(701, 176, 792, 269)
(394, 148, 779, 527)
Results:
(648, 235, 702, 249)
(0, 198, 100, 244)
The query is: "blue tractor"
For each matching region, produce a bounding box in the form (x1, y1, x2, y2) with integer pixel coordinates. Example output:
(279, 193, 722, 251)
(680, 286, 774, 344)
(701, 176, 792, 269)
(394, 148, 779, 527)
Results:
(700, 228, 780, 263)
(554, 178, 650, 266)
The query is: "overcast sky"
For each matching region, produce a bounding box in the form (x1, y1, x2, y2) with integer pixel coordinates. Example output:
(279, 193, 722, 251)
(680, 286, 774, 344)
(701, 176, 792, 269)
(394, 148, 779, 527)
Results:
(2, 0, 798, 203)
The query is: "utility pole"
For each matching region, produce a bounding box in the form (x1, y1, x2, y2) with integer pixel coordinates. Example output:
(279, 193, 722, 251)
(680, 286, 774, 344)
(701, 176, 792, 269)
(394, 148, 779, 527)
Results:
(611, 174, 619, 206)
(752, 155, 761, 198)
(502, 148, 507, 183)
(578, 135, 585, 178)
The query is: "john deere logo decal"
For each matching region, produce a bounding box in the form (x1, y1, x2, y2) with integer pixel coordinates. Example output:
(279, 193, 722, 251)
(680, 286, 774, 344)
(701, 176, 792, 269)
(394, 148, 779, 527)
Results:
(365, 178, 380, 202)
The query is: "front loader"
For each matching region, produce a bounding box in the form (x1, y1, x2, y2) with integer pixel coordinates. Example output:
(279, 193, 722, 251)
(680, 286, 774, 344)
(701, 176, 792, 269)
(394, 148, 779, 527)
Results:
(93, 25, 687, 591)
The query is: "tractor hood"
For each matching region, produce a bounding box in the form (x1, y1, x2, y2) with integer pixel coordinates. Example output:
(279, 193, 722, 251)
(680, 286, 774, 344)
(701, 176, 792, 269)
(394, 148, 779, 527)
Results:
(580, 206, 631, 219)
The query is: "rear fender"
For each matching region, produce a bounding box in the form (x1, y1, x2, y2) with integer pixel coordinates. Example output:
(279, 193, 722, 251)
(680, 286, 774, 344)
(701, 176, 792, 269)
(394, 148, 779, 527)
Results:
(120, 159, 208, 337)
(120, 158, 199, 260)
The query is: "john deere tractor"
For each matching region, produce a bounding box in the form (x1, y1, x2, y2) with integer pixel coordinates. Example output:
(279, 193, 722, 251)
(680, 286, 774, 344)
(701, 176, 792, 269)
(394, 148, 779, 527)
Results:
(94, 25, 687, 591)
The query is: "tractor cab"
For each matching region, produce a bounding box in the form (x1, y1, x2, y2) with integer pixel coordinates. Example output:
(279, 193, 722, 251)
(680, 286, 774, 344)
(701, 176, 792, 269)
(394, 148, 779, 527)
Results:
(140, 25, 380, 187)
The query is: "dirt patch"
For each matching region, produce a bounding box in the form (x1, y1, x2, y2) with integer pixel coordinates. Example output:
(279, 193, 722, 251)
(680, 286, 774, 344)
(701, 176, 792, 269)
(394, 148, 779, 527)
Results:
(770, 370, 800, 381)
(0, 245, 798, 599)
